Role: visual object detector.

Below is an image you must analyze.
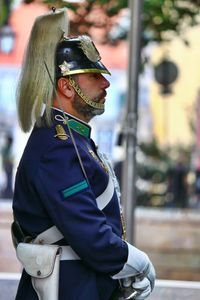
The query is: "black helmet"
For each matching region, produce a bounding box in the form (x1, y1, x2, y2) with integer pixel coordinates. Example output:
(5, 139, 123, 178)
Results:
(56, 35, 110, 77)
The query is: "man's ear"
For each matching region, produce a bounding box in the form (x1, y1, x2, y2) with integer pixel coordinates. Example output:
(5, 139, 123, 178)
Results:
(57, 77, 74, 98)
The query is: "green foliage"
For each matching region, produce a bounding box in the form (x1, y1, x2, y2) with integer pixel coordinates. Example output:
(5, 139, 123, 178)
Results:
(0, 0, 9, 26)
(105, 0, 128, 16)
(137, 162, 167, 183)
(139, 138, 170, 161)
(40, 0, 200, 45)
(136, 138, 193, 207)
(1, 0, 200, 46)
(142, 0, 200, 43)
(135, 138, 169, 206)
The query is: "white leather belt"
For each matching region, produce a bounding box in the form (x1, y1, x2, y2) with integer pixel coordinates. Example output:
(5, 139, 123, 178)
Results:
(34, 230, 80, 261)
(34, 226, 64, 244)
(34, 227, 80, 261)
(60, 246, 80, 261)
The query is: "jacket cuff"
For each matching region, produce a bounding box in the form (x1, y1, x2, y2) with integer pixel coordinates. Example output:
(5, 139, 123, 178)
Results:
(111, 242, 148, 279)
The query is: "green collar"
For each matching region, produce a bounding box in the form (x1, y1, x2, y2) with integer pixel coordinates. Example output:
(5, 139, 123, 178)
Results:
(53, 109, 91, 138)
(68, 119, 90, 138)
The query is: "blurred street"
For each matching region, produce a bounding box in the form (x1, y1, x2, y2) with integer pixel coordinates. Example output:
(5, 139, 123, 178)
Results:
(1, 275, 200, 300)
(0, 200, 21, 273)
(1, 199, 200, 299)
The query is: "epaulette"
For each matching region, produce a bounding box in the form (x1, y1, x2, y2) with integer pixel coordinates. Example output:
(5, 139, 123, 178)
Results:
(54, 124, 69, 140)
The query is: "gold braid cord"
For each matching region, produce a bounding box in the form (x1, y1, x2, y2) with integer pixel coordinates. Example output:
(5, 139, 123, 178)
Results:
(68, 76, 104, 110)
(120, 209, 127, 241)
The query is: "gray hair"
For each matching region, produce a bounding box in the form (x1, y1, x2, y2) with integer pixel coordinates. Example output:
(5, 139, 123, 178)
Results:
(17, 8, 69, 132)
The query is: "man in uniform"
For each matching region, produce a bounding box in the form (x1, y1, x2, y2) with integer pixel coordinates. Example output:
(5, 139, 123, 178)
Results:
(12, 8, 155, 300)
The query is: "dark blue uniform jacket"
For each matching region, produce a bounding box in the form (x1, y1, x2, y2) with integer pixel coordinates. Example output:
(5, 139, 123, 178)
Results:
(13, 108, 128, 300)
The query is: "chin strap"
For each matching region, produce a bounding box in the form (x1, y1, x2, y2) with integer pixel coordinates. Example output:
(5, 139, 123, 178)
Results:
(68, 75, 104, 110)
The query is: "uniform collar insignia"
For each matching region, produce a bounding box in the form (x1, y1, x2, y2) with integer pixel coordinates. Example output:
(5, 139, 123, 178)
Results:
(68, 119, 90, 138)
(53, 109, 91, 138)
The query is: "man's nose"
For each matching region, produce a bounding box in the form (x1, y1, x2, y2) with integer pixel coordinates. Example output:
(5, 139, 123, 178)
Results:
(101, 75, 110, 89)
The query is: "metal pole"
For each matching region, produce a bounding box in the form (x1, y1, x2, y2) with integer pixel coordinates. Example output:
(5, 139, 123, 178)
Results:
(121, 0, 143, 244)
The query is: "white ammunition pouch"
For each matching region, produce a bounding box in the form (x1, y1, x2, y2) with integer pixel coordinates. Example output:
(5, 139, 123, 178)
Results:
(16, 243, 62, 300)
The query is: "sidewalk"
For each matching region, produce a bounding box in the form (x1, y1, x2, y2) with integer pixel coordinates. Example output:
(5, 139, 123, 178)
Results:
(1, 274, 200, 300)
(149, 280, 200, 299)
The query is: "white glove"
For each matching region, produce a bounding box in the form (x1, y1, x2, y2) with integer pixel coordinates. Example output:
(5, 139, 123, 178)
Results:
(132, 277, 151, 300)
(112, 242, 156, 293)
